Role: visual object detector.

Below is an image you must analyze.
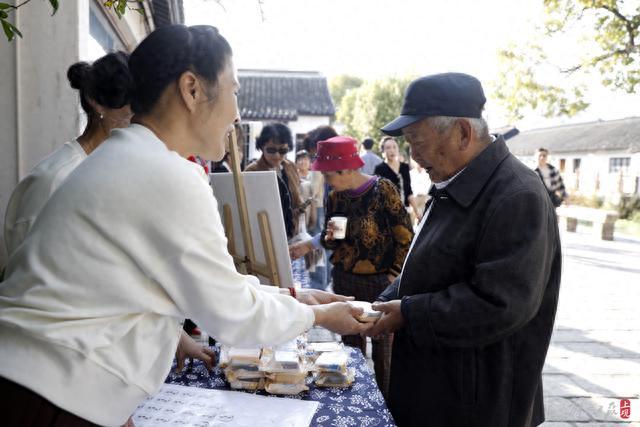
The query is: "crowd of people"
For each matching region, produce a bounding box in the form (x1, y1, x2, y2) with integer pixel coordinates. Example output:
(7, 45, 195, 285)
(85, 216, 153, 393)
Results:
(0, 24, 563, 427)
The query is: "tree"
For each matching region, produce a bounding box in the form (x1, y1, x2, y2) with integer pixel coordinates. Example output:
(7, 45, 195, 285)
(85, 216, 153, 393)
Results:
(492, 43, 590, 123)
(494, 0, 639, 122)
(328, 74, 363, 111)
(337, 75, 414, 152)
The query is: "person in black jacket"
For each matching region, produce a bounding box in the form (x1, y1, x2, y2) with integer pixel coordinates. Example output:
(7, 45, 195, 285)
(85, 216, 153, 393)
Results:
(366, 73, 561, 427)
(374, 136, 422, 222)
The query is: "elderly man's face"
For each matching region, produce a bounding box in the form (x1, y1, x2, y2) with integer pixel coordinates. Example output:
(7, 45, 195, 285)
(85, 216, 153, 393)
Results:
(402, 118, 464, 183)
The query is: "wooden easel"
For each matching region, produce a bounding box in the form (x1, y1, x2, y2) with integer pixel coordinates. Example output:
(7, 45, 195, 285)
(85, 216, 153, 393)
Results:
(221, 128, 281, 287)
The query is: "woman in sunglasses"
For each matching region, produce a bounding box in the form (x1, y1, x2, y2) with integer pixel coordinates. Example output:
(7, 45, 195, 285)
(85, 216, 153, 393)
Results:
(246, 123, 305, 240)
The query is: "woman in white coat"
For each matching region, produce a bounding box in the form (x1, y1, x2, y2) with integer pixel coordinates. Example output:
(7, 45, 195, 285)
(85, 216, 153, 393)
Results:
(0, 25, 369, 426)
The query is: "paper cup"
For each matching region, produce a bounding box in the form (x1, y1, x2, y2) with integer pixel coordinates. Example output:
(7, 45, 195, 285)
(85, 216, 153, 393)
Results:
(331, 216, 348, 239)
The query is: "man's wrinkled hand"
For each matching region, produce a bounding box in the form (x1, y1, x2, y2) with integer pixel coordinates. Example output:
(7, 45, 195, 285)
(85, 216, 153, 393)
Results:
(176, 330, 216, 373)
(297, 288, 354, 305)
(364, 300, 405, 337)
(312, 302, 374, 336)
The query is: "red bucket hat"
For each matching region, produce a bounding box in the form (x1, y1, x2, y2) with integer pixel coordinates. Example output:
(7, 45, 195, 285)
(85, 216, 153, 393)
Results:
(311, 136, 365, 172)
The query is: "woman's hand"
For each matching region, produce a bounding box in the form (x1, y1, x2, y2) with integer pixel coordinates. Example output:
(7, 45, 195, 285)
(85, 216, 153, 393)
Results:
(296, 289, 354, 305)
(289, 240, 313, 260)
(312, 302, 373, 336)
(175, 330, 216, 373)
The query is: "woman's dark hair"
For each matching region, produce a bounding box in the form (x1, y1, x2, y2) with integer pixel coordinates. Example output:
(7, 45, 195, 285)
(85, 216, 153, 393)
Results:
(128, 25, 232, 115)
(303, 125, 337, 152)
(256, 123, 293, 151)
(67, 51, 132, 120)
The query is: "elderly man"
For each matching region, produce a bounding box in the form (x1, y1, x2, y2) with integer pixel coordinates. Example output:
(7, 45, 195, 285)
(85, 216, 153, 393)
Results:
(367, 73, 561, 426)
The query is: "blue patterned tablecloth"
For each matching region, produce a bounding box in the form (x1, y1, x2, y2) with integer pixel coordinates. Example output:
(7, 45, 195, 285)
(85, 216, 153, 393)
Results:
(165, 346, 395, 426)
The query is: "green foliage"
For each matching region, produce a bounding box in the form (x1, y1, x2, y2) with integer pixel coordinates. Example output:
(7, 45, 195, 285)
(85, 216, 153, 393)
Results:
(337, 75, 415, 152)
(494, 0, 640, 121)
(617, 194, 640, 220)
(329, 74, 363, 110)
(568, 194, 605, 208)
(1, 0, 144, 41)
(492, 44, 590, 122)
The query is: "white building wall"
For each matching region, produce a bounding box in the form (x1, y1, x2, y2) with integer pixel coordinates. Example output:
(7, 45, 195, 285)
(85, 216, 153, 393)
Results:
(0, 0, 86, 268)
(516, 150, 640, 199)
(289, 116, 331, 141)
(244, 115, 332, 164)
(0, 1, 150, 269)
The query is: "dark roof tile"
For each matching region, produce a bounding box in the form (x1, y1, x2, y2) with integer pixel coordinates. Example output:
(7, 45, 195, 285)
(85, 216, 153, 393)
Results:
(238, 69, 335, 121)
(506, 117, 640, 156)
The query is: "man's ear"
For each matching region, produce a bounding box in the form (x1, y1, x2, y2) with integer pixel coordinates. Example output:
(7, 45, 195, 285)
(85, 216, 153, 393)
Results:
(456, 118, 472, 151)
(177, 71, 200, 113)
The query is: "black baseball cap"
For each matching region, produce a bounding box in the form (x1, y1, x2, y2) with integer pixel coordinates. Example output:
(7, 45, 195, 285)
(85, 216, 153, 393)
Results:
(381, 72, 486, 136)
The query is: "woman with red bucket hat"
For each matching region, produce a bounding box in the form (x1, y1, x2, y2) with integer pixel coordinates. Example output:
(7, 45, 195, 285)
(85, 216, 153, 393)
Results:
(290, 135, 414, 398)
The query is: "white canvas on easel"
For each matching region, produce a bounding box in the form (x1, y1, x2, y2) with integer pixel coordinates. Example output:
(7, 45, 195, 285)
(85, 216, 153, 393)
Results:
(210, 171, 294, 288)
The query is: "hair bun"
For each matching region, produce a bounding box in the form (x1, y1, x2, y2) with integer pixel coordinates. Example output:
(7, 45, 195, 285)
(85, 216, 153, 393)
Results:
(67, 62, 91, 90)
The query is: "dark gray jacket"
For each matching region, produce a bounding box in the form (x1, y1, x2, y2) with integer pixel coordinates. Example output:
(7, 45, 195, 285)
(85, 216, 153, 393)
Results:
(379, 136, 561, 426)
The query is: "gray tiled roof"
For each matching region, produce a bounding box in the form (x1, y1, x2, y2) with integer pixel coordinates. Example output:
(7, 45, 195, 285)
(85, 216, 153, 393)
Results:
(238, 69, 335, 121)
(506, 117, 640, 156)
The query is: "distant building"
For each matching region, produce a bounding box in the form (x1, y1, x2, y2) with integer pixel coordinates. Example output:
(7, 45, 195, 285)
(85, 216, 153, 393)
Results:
(505, 118, 640, 199)
(0, 0, 183, 267)
(237, 69, 335, 162)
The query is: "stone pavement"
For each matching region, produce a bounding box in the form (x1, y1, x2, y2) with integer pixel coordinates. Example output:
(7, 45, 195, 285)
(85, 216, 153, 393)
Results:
(541, 226, 640, 426)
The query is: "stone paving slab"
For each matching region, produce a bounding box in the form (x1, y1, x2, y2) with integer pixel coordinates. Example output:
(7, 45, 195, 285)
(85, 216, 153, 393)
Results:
(544, 355, 640, 375)
(544, 374, 592, 397)
(572, 397, 639, 422)
(544, 397, 591, 421)
(570, 424, 639, 426)
(561, 342, 638, 358)
(540, 422, 574, 427)
(541, 230, 640, 425)
(568, 374, 640, 398)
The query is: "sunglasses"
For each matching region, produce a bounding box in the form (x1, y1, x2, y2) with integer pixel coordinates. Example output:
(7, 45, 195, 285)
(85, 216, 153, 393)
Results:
(265, 147, 290, 155)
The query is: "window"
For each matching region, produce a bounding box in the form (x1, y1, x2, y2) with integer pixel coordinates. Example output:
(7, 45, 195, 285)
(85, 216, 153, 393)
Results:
(559, 158, 566, 173)
(609, 157, 630, 173)
(88, 6, 123, 60)
(572, 158, 581, 173)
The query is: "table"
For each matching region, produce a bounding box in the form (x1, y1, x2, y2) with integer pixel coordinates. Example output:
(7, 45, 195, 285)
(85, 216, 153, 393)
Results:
(166, 346, 396, 426)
